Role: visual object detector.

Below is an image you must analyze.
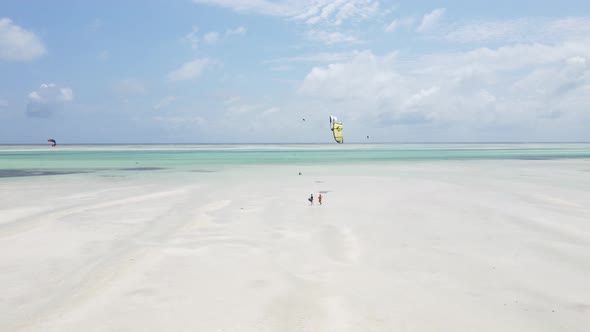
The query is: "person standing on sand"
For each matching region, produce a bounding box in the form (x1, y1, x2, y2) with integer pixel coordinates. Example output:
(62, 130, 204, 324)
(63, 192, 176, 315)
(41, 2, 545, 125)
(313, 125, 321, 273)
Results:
(309, 194, 313, 205)
(318, 193, 322, 205)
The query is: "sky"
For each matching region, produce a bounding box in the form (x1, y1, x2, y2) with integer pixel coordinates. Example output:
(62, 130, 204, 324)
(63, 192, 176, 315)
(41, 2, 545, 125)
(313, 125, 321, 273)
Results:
(1, 0, 590, 144)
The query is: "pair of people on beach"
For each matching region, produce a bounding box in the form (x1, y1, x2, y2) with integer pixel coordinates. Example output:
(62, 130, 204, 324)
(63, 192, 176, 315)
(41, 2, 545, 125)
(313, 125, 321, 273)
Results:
(308, 193, 322, 205)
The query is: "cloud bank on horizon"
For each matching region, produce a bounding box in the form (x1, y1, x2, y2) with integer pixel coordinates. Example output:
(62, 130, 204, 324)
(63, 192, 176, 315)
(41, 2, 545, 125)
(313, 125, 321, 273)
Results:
(0, 0, 589, 143)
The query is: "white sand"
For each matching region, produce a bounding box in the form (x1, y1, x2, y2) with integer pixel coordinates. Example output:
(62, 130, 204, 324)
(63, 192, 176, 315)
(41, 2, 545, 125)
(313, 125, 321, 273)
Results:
(1, 160, 590, 331)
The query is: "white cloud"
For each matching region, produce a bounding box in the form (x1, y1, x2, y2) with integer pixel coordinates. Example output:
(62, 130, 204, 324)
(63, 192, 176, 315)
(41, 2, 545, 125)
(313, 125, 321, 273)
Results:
(154, 96, 177, 110)
(203, 31, 220, 44)
(225, 26, 247, 36)
(218, 94, 276, 119)
(26, 83, 73, 117)
(184, 26, 245, 50)
(223, 95, 242, 105)
(192, 0, 380, 26)
(404, 86, 440, 108)
(335, 1, 379, 25)
(511, 55, 589, 99)
(192, 0, 289, 16)
(219, 95, 267, 119)
(0, 18, 46, 61)
(445, 17, 590, 44)
(420, 42, 590, 72)
(298, 41, 590, 132)
(297, 0, 380, 26)
(265, 51, 360, 63)
(216, 96, 283, 134)
(262, 106, 280, 116)
(417, 8, 445, 32)
(168, 58, 212, 81)
(299, 50, 401, 102)
(385, 17, 414, 32)
(154, 115, 205, 128)
(567, 56, 587, 66)
(113, 79, 148, 96)
(185, 26, 199, 49)
(226, 102, 261, 115)
(28, 83, 73, 102)
(305, 30, 359, 45)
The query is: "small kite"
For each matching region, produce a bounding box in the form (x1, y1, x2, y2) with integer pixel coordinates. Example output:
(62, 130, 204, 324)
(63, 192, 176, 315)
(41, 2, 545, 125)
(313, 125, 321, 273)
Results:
(47, 139, 56, 147)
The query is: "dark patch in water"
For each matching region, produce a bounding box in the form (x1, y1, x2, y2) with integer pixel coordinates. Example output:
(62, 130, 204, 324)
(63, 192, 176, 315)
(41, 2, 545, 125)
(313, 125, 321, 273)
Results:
(190, 169, 216, 173)
(516, 157, 552, 160)
(119, 167, 166, 171)
(0, 169, 87, 178)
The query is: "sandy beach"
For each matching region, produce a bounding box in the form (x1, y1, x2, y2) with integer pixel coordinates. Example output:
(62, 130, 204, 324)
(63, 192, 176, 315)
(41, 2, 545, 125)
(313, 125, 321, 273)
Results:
(1, 159, 590, 331)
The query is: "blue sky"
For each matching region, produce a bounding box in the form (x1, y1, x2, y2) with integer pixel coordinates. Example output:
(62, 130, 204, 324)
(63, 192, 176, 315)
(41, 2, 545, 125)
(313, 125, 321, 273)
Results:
(1, 0, 590, 143)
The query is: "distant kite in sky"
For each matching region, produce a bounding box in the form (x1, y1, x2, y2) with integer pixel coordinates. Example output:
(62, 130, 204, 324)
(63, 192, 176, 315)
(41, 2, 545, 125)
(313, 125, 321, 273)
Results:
(47, 139, 56, 147)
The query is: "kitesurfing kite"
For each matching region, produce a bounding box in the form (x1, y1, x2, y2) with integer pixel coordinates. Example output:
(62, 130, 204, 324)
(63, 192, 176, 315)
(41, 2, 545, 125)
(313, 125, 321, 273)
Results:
(47, 139, 56, 147)
(329, 115, 343, 144)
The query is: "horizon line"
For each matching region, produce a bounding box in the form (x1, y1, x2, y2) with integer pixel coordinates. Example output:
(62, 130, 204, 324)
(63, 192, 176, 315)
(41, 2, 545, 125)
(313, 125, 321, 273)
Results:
(1, 141, 590, 146)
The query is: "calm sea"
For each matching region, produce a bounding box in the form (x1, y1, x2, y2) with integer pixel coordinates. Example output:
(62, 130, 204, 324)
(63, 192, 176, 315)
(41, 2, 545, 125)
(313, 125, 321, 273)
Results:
(1, 144, 589, 178)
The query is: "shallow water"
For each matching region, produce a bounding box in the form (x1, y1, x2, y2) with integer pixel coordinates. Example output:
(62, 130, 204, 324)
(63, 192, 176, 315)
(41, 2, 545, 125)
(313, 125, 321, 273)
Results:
(0, 144, 589, 178)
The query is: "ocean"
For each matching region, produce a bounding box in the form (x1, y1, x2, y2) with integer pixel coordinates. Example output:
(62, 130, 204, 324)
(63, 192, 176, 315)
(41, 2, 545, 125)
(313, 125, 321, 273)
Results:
(1, 143, 589, 178)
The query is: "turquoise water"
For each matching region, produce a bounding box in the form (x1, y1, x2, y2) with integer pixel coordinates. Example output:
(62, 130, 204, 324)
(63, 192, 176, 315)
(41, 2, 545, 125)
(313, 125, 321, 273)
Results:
(1, 144, 589, 177)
